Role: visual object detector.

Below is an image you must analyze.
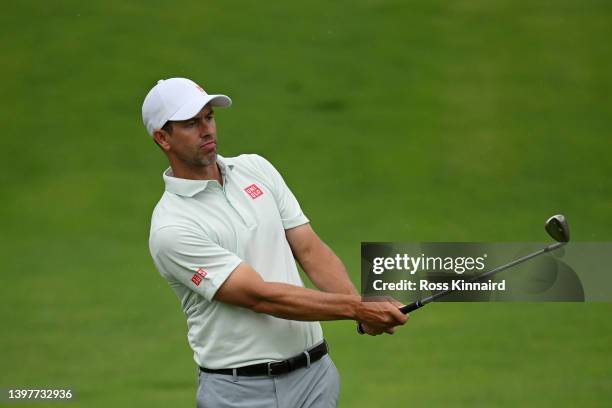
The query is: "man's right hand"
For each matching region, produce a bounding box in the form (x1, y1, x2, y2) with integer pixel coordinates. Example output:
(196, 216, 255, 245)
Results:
(356, 297, 408, 335)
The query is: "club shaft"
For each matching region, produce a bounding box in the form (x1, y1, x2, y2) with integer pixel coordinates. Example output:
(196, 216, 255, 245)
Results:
(399, 242, 565, 314)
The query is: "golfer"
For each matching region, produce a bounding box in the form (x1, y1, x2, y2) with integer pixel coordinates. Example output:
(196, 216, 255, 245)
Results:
(142, 77, 408, 407)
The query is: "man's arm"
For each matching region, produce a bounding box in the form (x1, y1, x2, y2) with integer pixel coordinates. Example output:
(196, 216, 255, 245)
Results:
(213, 262, 407, 332)
(285, 223, 407, 335)
(285, 223, 358, 295)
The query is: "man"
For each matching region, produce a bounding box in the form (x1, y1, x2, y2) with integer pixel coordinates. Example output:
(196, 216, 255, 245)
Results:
(142, 77, 407, 407)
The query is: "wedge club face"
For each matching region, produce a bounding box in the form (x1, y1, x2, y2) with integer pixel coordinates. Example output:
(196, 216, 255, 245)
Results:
(545, 214, 570, 242)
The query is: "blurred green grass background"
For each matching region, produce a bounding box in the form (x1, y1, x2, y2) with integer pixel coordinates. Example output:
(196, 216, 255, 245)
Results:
(1, 0, 611, 406)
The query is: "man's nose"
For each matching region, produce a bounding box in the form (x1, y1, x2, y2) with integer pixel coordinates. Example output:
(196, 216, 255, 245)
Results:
(199, 119, 213, 135)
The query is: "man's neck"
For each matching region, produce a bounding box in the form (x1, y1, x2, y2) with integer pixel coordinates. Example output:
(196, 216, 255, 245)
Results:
(170, 161, 223, 185)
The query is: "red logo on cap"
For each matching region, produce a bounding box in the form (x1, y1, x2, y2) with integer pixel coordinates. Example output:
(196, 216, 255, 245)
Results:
(244, 184, 264, 199)
(191, 274, 203, 286)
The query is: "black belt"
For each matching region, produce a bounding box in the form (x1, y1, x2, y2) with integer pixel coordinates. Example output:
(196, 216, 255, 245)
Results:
(199, 340, 328, 377)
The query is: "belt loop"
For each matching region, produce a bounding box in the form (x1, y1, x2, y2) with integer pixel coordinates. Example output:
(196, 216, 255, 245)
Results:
(303, 350, 311, 369)
(232, 368, 238, 382)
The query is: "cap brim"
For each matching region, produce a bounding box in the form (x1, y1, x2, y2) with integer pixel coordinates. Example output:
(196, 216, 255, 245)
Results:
(169, 94, 232, 121)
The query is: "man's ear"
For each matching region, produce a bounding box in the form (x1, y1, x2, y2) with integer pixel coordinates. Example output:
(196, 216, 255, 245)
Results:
(153, 129, 171, 151)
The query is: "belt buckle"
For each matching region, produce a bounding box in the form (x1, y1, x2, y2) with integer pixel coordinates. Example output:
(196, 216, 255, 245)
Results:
(267, 361, 285, 376)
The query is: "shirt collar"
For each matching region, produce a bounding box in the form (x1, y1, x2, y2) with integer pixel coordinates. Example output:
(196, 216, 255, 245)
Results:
(163, 155, 234, 197)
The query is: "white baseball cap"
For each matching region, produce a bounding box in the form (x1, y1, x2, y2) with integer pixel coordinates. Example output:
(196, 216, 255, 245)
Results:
(142, 77, 232, 136)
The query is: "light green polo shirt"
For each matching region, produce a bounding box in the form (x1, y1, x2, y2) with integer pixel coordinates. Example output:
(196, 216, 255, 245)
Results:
(149, 154, 323, 369)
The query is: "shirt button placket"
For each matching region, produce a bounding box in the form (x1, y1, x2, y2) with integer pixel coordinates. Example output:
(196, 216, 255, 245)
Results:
(222, 176, 252, 229)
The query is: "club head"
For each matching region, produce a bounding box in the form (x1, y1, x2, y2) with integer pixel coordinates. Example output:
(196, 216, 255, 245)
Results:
(545, 214, 570, 243)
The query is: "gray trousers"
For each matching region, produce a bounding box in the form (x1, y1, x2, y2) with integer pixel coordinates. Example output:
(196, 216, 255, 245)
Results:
(196, 355, 340, 408)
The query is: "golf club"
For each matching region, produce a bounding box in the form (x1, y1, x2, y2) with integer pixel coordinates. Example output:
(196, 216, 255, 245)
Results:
(398, 214, 570, 314)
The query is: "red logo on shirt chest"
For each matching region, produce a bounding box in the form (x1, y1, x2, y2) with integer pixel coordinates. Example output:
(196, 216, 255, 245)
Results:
(244, 184, 264, 199)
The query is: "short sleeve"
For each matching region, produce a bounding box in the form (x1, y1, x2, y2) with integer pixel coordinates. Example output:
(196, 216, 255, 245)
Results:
(253, 155, 309, 230)
(149, 225, 243, 301)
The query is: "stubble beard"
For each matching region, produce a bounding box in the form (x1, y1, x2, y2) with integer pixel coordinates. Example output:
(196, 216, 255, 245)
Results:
(177, 148, 217, 170)
(199, 151, 217, 167)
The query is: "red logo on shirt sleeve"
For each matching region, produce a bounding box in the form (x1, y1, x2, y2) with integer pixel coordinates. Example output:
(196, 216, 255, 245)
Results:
(196, 267, 208, 278)
(191, 274, 203, 286)
(244, 184, 264, 199)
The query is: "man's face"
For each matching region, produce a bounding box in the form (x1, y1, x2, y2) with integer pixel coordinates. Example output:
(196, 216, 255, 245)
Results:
(157, 104, 218, 167)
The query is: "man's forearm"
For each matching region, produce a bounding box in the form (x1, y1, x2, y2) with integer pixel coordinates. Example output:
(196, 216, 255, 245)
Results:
(286, 224, 358, 296)
(299, 240, 359, 296)
(251, 281, 405, 332)
(251, 281, 361, 321)
(214, 262, 407, 331)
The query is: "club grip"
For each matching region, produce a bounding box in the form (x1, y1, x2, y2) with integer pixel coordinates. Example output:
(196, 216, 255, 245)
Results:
(400, 300, 424, 314)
